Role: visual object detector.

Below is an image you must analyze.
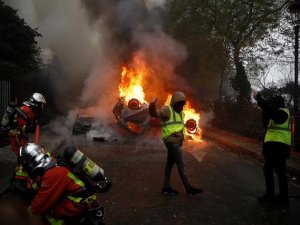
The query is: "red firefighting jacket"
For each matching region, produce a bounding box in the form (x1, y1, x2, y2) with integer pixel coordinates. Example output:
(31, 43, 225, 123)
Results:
(9, 105, 37, 134)
(16, 105, 36, 130)
(31, 166, 86, 219)
(9, 105, 36, 155)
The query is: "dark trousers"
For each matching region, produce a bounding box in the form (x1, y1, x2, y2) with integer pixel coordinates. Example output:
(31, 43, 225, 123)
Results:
(163, 142, 191, 189)
(263, 142, 289, 200)
(263, 157, 288, 199)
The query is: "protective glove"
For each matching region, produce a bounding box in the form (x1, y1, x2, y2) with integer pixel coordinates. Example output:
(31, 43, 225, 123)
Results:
(149, 98, 158, 117)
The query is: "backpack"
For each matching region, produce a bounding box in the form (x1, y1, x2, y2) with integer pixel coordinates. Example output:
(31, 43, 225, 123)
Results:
(0, 102, 30, 134)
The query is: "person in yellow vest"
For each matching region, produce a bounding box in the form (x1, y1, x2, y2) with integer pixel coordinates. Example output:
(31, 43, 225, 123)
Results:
(149, 92, 203, 195)
(254, 92, 291, 208)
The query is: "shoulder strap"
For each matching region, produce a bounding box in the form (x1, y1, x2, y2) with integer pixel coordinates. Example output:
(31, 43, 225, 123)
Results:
(15, 107, 30, 122)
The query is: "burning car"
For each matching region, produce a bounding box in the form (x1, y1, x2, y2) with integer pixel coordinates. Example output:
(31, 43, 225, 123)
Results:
(113, 61, 202, 141)
(73, 54, 203, 142)
(112, 95, 202, 141)
(113, 97, 152, 134)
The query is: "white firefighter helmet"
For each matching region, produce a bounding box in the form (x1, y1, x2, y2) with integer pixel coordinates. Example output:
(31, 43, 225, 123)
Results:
(20, 143, 51, 172)
(28, 93, 46, 107)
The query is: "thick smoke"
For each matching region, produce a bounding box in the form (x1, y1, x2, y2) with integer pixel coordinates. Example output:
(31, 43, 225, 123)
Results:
(29, 0, 101, 76)
(5, 0, 207, 140)
(79, 0, 188, 112)
(5, 0, 103, 111)
(5, 0, 186, 106)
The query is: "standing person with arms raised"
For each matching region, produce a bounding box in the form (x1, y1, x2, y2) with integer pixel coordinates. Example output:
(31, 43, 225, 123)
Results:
(149, 91, 203, 196)
(254, 92, 291, 208)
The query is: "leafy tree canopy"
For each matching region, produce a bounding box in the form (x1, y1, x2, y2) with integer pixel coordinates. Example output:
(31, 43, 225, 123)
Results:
(0, 0, 42, 80)
(167, 0, 289, 100)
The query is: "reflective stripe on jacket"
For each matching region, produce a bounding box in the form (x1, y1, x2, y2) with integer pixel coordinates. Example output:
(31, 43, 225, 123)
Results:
(45, 215, 64, 225)
(65, 172, 85, 203)
(162, 105, 185, 140)
(31, 166, 87, 218)
(264, 108, 291, 146)
(15, 165, 29, 180)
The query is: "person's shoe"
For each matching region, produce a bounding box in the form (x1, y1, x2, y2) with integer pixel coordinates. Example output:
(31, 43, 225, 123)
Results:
(186, 186, 203, 196)
(257, 194, 275, 204)
(161, 187, 178, 195)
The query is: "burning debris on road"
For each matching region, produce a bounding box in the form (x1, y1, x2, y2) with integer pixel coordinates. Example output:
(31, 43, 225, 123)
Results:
(72, 117, 96, 135)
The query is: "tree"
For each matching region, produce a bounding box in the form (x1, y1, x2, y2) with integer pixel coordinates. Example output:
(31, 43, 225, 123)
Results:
(0, 0, 42, 80)
(209, 0, 289, 100)
(167, 0, 288, 100)
(167, 0, 231, 100)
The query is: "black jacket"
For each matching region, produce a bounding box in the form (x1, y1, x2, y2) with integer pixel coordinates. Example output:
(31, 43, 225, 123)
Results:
(256, 94, 290, 158)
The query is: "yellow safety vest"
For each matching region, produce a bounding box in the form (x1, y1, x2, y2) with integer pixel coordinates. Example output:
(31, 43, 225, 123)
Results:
(264, 108, 291, 146)
(162, 105, 185, 140)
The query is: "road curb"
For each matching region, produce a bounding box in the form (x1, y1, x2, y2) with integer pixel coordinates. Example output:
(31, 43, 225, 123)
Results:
(203, 127, 300, 178)
(206, 136, 263, 162)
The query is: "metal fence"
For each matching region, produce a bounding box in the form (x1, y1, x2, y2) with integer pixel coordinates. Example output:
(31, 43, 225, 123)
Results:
(0, 80, 11, 119)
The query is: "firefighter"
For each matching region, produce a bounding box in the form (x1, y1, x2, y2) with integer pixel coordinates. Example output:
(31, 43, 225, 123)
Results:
(6, 93, 46, 193)
(253, 92, 291, 208)
(149, 91, 203, 195)
(19, 143, 105, 225)
(8, 92, 46, 156)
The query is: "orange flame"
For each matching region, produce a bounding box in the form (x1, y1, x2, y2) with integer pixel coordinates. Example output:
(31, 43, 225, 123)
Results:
(119, 57, 148, 104)
(117, 55, 202, 142)
(164, 94, 202, 142)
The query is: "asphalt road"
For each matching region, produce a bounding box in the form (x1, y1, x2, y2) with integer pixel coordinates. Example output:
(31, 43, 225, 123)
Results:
(64, 137, 300, 225)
